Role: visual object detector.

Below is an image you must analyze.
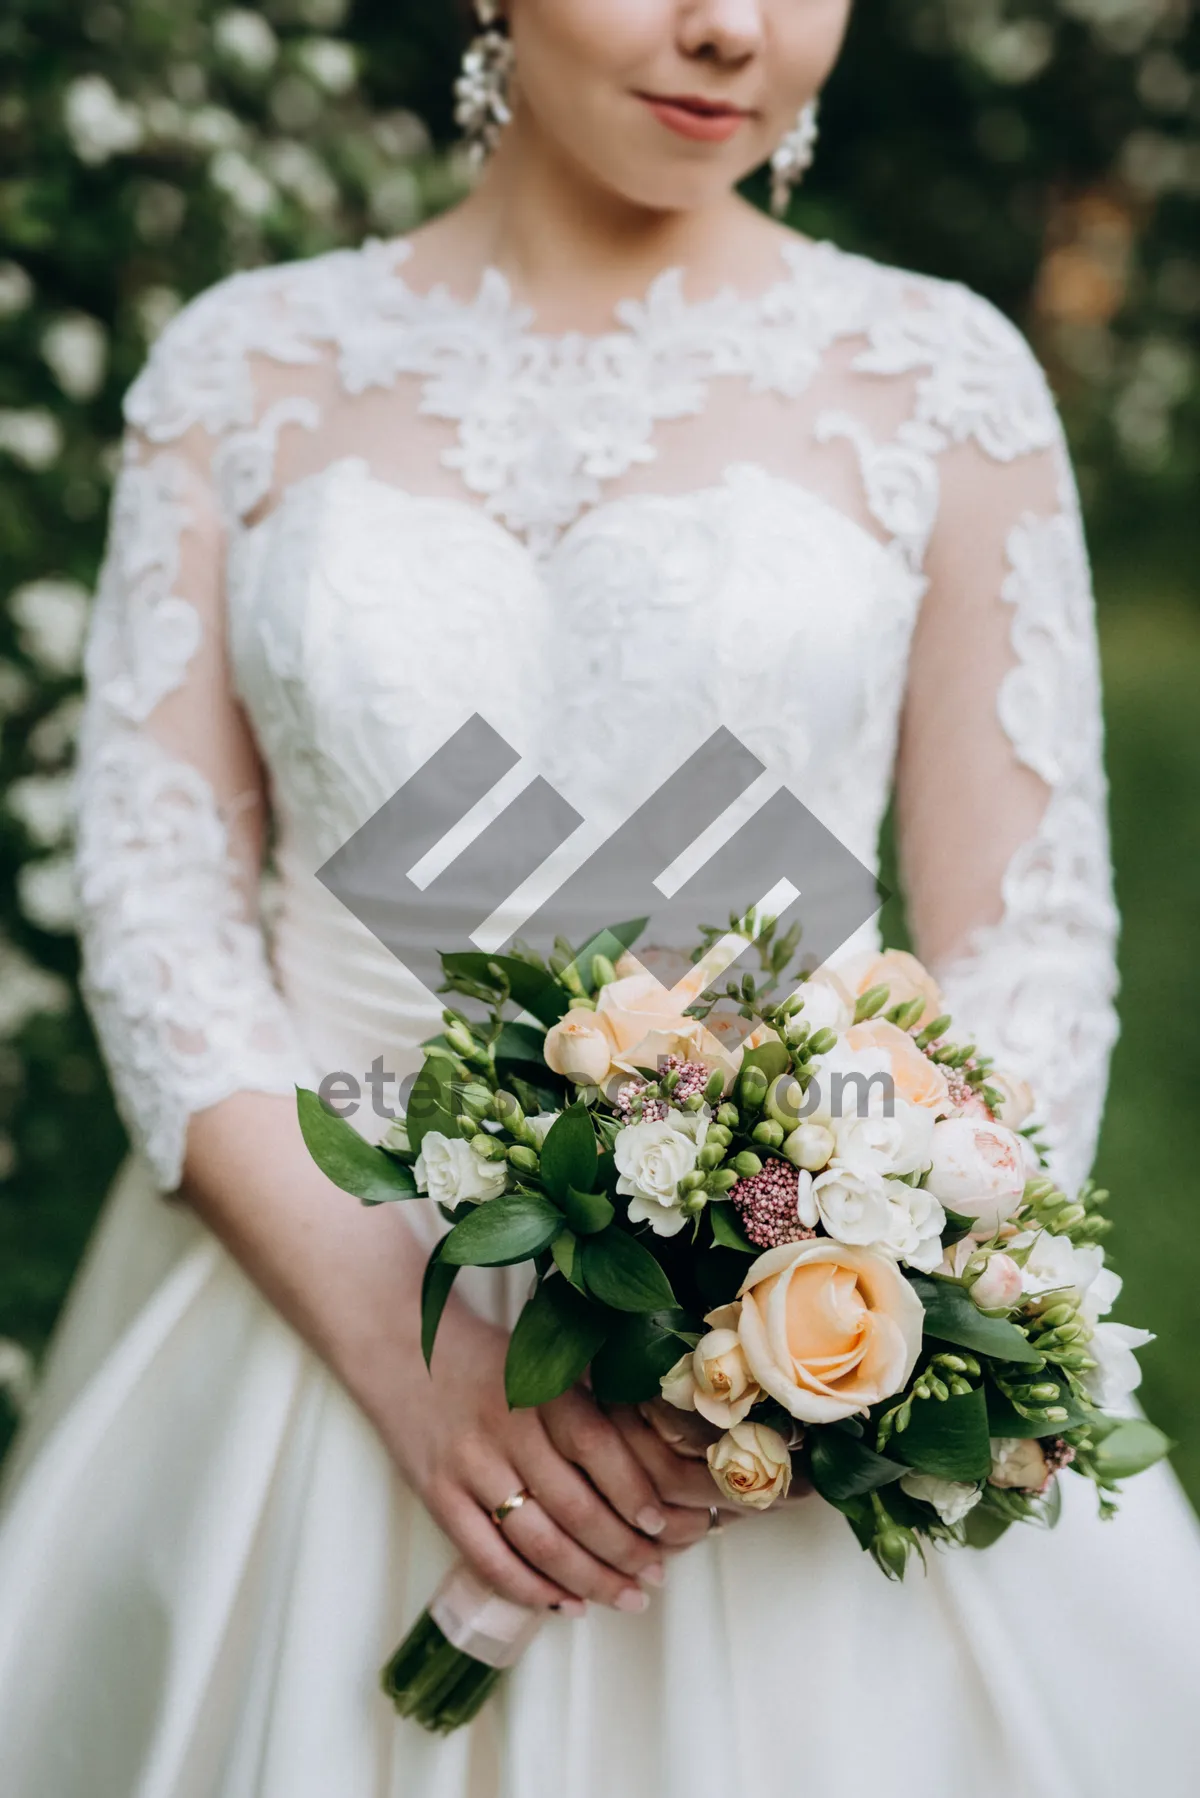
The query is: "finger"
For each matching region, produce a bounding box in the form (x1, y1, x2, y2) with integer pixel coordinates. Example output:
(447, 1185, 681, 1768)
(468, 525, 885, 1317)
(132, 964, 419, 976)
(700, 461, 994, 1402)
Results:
(435, 1486, 584, 1615)
(606, 1404, 744, 1512)
(488, 1490, 652, 1612)
(517, 1426, 665, 1583)
(636, 1397, 717, 1460)
(540, 1390, 671, 1539)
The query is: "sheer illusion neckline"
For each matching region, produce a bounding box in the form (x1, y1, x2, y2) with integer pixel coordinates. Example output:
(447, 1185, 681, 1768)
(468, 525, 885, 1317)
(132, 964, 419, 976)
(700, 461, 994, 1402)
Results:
(366, 230, 831, 346)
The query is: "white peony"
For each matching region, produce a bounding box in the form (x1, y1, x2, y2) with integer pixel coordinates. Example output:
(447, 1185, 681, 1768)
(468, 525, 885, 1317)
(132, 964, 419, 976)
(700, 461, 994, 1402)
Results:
(415, 1132, 508, 1207)
(925, 1118, 1028, 1236)
(615, 1112, 704, 1238)
(899, 1472, 982, 1526)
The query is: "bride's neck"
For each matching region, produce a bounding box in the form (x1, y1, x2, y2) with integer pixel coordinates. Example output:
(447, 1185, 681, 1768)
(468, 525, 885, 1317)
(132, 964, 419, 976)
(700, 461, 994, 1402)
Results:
(436, 113, 768, 331)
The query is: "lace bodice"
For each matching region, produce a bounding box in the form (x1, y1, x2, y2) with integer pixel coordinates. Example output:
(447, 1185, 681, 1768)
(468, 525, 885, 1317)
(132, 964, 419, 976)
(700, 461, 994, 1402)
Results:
(75, 232, 1120, 1195)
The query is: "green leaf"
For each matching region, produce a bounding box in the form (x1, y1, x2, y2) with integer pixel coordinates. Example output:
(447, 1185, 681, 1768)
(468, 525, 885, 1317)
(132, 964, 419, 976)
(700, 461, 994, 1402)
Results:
(440, 953, 571, 1026)
(494, 1021, 549, 1069)
(504, 1279, 609, 1408)
(441, 1191, 563, 1268)
(590, 1309, 696, 1404)
(551, 1230, 587, 1292)
(740, 1039, 790, 1085)
(561, 1185, 615, 1236)
(963, 1499, 1014, 1550)
(809, 1426, 907, 1505)
(405, 1058, 462, 1156)
(709, 1204, 756, 1254)
(581, 1227, 677, 1312)
(296, 1088, 419, 1205)
(572, 918, 649, 975)
(910, 1275, 1042, 1365)
(1089, 1417, 1172, 1481)
(420, 1243, 459, 1369)
(940, 1209, 976, 1249)
(540, 1102, 598, 1201)
(894, 1384, 992, 1483)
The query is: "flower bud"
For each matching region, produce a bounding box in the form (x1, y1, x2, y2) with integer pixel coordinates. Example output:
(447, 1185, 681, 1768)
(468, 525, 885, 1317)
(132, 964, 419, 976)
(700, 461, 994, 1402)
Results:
(752, 1120, 785, 1148)
(871, 1528, 913, 1581)
(507, 1145, 540, 1175)
(765, 1075, 804, 1130)
(679, 1171, 707, 1195)
(1035, 1302, 1077, 1330)
(782, 1123, 835, 1172)
(969, 1253, 1023, 1312)
(493, 1090, 525, 1131)
(591, 954, 618, 990)
(444, 1022, 478, 1058)
(383, 1118, 411, 1156)
(699, 1143, 727, 1171)
(470, 1134, 507, 1163)
(733, 1151, 763, 1178)
(460, 1084, 494, 1120)
(455, 1113, 481, 1138)
(708, 1169, 739, 1194)
(707, 1124, 733, 1148)
(1053, 1205, 1087, 1232)
(704, 1069, 727, 1106)
(717, 1104, 740, 1129)
(739, 1067, 769, 1112)
(853, 984, 890, 1024)
(1028, 1382, 1061, 1403)
(807, 1027, 838, 1057)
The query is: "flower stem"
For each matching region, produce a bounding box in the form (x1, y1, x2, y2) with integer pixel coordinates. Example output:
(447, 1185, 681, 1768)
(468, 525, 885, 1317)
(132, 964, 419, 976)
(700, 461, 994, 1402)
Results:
(381, 1609, 505, 1734)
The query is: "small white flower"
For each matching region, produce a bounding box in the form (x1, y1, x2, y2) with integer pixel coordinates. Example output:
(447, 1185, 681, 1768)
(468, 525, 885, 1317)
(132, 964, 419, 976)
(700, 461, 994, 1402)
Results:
(833, 1096, 935, 1180)
(264, 141, 338, 214)
(296, 37, 358, 94)
(414, 1131, 508, 1207)
(63, 76, 143, 165)
(615, 1111, 703, 1238)
(0, 262, 33, 318)
(0, 1338, 35, 1414)
(899, 1472, 982, 1526)
(0, 932, 70, 1037)
(9, 578, 90, 676)
(17, 854, 77, 934)
(41, 314, 108, 403)
(525, 1112, 561, 1148)
(808, 1164, 893, 1246)
(880, 1181, 947, 1274)
(209, 149, 276, 218)
(0, 409, 63, 471)
(6, 772, 74, 849)
(213, 8, 279, 75)
(1084, 1322, 1155, 1411)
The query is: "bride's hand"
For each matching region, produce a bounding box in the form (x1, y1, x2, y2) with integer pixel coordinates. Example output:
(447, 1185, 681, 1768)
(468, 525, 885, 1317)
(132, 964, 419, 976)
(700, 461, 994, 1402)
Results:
(378, 1300, 719, 1616)
(606, 1399, 814, 1506)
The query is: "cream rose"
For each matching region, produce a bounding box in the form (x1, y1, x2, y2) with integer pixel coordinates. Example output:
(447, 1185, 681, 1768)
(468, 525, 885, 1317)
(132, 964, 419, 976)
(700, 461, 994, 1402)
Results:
(707, 1421, 793, 1510)
(596, 972, 737, 1089)
(925, 1118, 1028, 1236)
(689, 1303, 761, 1428)
(989, 1437, 1051, 1493)
(790, 967, 855, 1036)
(415, 1131, 508, 1207)
(836, 948, 946, 1029)
(845, 1020, 953, 1117)
(988, 1071, 1036, 1130)
(737, 1239, 924, 1424)
(543, 1010, 614, 1086)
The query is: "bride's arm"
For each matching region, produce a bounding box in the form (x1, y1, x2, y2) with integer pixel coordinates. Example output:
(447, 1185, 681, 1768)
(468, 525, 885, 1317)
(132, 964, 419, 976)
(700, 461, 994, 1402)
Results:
(75, 344, 717, 1614)
(894, 371, 1120, 1193)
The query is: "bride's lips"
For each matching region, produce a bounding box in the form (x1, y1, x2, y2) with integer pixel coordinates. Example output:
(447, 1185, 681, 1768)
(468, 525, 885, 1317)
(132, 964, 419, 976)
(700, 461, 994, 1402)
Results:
(637, 92, 754, 145)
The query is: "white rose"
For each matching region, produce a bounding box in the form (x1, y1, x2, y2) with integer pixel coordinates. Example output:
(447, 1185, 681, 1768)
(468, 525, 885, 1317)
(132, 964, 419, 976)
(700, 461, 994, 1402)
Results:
(1083, 1322, 1155, 1410)
(833, 1097, 935, 1180)
(970, 1252, 1024, 1312)
(807, 1165, 893, 1247)
(615, 1113, 702, 1238)
(925, 1119, 1028, 1236)
(899, 1472, 982, 1526)
(792, 969, 855, 1036)
(782, 1122, 836, 1172)
(415, 1132, 508, 1207)
(525, 1112, 561, 1148)
(804, 1040, 895, 1129)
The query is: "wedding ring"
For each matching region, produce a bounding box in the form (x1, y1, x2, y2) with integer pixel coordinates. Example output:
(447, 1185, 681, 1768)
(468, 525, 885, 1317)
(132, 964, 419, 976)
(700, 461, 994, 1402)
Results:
(491, 1488, 531, 1527)
(707, 1506, 724, 1534)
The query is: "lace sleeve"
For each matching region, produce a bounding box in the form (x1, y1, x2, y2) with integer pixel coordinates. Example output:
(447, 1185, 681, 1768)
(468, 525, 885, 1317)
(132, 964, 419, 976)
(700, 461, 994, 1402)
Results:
(76, 326, 308, 1192)
(894, 328, 1120, 1199)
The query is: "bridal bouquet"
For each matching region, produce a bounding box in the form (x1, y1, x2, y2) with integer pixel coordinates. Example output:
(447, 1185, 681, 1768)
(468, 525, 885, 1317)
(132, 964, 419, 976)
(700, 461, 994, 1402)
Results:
(298, 920, 1168, 1733)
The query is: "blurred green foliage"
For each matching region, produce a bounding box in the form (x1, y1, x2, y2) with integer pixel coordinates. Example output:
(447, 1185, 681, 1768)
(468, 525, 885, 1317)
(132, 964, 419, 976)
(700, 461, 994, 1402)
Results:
(0, 2, 1198, 1489)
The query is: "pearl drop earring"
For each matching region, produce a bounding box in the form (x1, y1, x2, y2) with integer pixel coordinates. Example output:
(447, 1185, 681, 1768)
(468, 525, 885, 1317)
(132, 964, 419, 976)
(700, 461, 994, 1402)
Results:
(454, 0, 515, 169)
(769, 99, 820, 218)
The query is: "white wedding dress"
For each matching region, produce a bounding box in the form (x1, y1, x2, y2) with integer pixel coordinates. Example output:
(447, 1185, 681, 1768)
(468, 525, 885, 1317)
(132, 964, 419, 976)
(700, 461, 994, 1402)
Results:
(2, 231, 1200, 1798)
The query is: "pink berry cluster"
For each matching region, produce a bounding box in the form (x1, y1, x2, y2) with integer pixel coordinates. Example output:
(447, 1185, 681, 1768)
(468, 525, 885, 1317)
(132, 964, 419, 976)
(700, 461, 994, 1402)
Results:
(614, 1057, 712, 1124)
(732, 1159, 817, 1250)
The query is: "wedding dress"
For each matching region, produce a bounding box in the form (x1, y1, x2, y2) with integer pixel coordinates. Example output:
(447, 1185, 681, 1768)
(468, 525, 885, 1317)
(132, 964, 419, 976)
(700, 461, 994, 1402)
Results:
(2, 232, 1199, 1798)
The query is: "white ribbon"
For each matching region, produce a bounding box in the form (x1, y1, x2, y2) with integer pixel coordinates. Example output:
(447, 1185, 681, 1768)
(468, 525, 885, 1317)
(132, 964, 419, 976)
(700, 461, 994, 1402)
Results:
(429, 1562, 546, 1670)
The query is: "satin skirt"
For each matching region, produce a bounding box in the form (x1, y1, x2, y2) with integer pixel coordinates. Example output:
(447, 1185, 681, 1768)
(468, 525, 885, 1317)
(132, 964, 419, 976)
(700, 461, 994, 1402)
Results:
(2, 1149, 1200, 1798)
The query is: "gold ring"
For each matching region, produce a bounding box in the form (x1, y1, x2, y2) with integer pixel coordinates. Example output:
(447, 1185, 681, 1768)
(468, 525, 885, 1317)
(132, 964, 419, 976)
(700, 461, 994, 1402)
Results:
(707, 1506, 724, 1534)
(491, 1488, 531, 1527)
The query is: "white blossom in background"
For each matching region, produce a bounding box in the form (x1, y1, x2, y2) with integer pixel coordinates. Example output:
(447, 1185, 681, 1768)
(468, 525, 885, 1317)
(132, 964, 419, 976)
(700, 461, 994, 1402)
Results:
(63, 75, 144, 165)
(9, 579, 90, 677)
(0, 262, 33, 318)
(0, 411, 63, 472)
(296, 38, 358, 95)
(6, 773, 75, 850)
(265, 140, 339, 214)
(373, 110, 432, 161)
(186, 105, 246, 153)
(134, 285, 184, 344)
(41, 314, 108, 404)
(17, 853, 78, 935)
(0, 933, 71, 1036)
(214, 9, 280, 77)
(0, 1340, 35, 1415)
(209, 149, 276, 218)
(0, 661, 33, 720)
(27, 697, 84, 766)
(299, 0, 351, 27)
(370, 169, 422, 234)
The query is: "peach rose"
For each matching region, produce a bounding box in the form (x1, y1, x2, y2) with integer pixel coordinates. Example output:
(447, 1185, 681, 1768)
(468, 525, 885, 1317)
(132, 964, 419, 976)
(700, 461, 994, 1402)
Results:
(846, 1020, 952, 1117)
(707, 1422, 793, 1510)
(989, 1437, 1051, 1494)
(690, 1302, 761, 1427)
(836, 949, 946, 1029)
(543, 1010, 615, 1086)
(737, 1239, 925, 1424)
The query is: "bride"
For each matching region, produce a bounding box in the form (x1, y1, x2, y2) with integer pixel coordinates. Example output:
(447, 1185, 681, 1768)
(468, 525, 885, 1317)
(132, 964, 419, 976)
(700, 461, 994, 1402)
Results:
(2, 1, 1199, 1792)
